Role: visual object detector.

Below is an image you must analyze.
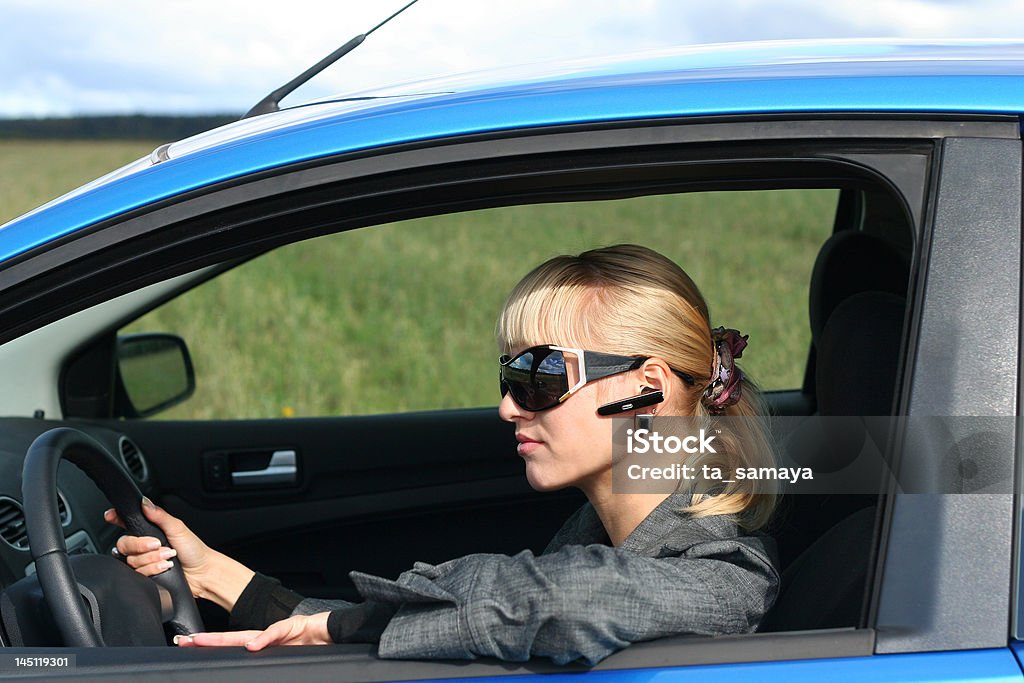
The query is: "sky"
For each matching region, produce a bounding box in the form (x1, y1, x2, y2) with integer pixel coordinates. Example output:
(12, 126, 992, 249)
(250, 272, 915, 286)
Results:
(3, 0, 1023, 118)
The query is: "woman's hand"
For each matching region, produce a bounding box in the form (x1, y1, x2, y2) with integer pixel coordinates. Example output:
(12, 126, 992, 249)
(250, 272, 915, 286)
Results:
(174, 612, 332, 650)
(103, 497, 255, 611)
(104, 497, 207, 580)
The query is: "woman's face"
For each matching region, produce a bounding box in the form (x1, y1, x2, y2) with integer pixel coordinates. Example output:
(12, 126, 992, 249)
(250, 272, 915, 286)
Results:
(498, 347, 636, 494)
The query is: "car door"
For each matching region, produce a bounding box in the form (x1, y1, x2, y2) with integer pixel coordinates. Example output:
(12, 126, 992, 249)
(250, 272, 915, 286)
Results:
(0, 115, 1021, 681)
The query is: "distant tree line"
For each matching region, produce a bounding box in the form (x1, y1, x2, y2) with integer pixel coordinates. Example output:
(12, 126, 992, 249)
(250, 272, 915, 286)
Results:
(0, 115, 239, 140)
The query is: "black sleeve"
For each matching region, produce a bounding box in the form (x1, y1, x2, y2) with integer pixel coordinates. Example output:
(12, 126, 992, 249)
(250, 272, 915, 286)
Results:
(326, 601, 398, 644)
(228, 572, 305, 630)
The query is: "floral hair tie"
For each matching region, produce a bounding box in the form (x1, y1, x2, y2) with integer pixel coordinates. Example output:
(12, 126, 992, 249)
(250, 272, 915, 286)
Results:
(702, 327, 748, 414)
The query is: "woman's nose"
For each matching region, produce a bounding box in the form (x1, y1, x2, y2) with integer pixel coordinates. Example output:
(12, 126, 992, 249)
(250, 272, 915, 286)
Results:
(498, 392, 532, 422)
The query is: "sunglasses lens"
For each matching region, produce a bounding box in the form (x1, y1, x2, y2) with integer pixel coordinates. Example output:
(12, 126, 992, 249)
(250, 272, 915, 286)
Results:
(500, 347, 569, 411)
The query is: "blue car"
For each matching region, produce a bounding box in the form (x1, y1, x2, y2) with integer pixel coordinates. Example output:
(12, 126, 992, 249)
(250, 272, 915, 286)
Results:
(1, 39, 1023, 682)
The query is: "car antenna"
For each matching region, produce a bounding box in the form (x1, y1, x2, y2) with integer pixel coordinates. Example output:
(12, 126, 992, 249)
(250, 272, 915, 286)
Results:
(241, 0, 420, 120)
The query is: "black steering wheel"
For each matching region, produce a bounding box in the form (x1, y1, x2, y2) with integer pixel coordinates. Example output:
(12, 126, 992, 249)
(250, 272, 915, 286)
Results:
(21, 427, 203, 646)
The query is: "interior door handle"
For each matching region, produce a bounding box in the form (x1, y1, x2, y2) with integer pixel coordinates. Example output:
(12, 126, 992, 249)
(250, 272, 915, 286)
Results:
(231, 450, 298, 486)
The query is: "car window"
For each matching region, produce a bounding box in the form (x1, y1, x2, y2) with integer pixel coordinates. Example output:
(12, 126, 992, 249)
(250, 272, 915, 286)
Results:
(121, 189, 838, 419)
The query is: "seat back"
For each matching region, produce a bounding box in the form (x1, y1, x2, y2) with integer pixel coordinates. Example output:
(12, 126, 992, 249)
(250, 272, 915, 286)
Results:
(762, 230, 909, 632)
(762, 291, 905, 631)
(809, 230, 909, 349)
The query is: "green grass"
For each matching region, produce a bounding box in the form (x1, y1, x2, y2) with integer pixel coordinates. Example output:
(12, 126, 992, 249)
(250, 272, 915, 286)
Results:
(127, 191, 836, 419)
(0, 140, 156, 223)
(3, 141, 836, 420)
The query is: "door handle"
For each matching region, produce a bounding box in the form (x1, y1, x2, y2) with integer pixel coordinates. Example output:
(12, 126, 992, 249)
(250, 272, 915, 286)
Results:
(231, 450, 298, 486)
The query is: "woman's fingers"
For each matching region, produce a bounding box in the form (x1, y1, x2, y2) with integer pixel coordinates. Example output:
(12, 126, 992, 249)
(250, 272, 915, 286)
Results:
(104, 498, 187, 538)
(102, 508, 125, 529)
(122, 546, 178, 573)
(140, 496, 193, 537)
(127, 558, 175, 577)
(175, 614, 331, 650)
(115, 534, 160, 555)
(114, 535, 176, 575)
(177, 625, 287, 650)
(243, 620, 295, 651)
(176, 631, 262, 647)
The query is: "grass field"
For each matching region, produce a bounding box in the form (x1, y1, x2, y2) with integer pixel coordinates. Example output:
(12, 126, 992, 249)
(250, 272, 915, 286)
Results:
(3, 140, 836, 419)
(0, 140, 155, 223)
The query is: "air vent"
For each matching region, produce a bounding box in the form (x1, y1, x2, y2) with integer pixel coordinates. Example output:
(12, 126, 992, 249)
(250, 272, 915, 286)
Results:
(118, 437, 149, 483)
(57, 490, 72, 527)
(0, 496, 29, 551)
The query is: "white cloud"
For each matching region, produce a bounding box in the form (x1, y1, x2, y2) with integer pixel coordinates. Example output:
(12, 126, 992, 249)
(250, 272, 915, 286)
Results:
(2, 0, 1023, 116)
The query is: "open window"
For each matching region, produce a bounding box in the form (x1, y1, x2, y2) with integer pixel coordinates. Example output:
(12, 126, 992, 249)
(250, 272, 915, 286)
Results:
(116, 189, 839, 421)
(1, 117, 943, 675)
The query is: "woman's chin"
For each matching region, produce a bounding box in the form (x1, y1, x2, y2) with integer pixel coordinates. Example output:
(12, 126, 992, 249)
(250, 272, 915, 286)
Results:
(524, 468, 567, 492)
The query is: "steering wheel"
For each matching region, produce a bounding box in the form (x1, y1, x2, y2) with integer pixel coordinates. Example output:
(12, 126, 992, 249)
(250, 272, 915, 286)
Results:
(21, 427, 204, 646)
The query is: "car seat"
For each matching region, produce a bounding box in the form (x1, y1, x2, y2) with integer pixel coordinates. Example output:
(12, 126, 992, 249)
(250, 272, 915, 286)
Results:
(760, 229, 909, 632)
(808, 230, 909, 351)
(760, 291, 905, 631)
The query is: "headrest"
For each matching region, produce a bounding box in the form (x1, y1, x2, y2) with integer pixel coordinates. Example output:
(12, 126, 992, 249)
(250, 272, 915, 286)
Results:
(809, 231, 909, 347)
(816, 291, 906, 417)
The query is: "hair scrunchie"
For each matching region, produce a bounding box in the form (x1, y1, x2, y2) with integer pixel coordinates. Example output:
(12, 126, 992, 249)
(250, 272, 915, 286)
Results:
(702, 327, 748, 414)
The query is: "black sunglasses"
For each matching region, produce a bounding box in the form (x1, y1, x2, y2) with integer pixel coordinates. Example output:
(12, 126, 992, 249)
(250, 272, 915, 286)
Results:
(498, 345, 647, 412)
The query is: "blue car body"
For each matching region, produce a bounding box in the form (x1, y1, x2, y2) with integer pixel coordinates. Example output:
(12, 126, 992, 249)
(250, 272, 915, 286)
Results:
(1, 39, 1023, 682)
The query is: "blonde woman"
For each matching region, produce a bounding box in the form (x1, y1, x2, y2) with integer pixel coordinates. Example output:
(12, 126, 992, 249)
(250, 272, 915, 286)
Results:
(108, 244, 779, 665)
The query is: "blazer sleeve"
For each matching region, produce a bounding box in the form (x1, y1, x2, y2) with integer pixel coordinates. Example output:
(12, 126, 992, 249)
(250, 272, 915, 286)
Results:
(230, 572, 359, 629)
(341, 536, 778, 665)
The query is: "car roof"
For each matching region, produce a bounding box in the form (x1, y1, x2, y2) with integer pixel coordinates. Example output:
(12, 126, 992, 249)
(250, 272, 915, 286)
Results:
(3, 38, 1024, 265)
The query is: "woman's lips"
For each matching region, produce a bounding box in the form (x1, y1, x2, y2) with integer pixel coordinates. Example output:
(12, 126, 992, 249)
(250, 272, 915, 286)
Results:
(516, 434, 542, 456)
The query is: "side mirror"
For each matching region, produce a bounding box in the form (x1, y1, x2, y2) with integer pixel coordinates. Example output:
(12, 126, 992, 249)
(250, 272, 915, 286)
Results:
(115, 333, 195, 418)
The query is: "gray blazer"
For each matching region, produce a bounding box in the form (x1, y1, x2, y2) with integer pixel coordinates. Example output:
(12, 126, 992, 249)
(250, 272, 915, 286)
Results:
(291, 492, 779, 665)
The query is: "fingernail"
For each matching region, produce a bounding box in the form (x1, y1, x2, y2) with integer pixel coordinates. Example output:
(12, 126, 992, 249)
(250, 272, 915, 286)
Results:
(160, 548, 177, 560)
(160, 560, 175, 571)
(141, 496, 156, 510)
(173, 635, 192, 645)
(103, 508, 114, 519)
(145, 539, 161, 551)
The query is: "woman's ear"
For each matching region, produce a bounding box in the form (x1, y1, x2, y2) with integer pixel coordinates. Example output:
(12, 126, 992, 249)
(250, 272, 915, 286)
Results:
(638, 358, 679, 412)
(639, 358, 674, 392)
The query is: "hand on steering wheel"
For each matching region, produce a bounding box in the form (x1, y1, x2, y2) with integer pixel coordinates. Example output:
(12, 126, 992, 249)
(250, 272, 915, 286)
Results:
(23, 428, 204, 646)
(105, 495, 256, 613)
(105, 498, 208, 588)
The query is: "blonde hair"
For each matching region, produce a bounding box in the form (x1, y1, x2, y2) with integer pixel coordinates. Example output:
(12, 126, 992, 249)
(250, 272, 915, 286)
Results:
(497, 244, 776, 530)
